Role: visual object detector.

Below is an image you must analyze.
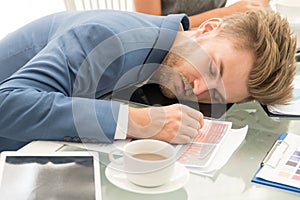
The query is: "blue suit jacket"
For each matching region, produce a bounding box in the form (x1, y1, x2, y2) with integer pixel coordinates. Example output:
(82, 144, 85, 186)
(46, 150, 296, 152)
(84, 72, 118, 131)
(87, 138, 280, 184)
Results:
(0, 10, 189, 151)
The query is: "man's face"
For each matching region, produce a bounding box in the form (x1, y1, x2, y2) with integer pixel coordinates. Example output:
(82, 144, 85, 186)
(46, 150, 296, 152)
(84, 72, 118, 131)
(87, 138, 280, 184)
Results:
(156, 31, 254, 104)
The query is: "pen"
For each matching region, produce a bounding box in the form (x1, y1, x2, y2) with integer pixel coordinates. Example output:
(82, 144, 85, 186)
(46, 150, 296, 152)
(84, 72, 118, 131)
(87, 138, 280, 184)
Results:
(189, 141, 216, 146)
(260, 139, 282, 167)
(260, 133, 287, 167)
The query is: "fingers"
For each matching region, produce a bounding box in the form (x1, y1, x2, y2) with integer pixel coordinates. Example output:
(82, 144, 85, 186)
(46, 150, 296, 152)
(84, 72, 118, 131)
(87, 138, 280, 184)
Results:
(182, 126, 199, 140)
(168, 104, 204, 144)
(198, 113, 204, 129)
(170, 134, 193, 144)
(253, 0, 270, 7)
(128, 104, 205, 145)
(180, 104, 204, 129)
(229, 0, 269, 13)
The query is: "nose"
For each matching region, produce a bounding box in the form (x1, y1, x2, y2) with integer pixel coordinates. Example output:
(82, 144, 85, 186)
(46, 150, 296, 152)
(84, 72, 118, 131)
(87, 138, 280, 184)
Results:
(192, 79, 209, 95)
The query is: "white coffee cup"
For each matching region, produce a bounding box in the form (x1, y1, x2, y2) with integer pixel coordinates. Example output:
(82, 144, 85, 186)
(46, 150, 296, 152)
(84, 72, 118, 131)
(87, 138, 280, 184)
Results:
(109, 139, 176, 187)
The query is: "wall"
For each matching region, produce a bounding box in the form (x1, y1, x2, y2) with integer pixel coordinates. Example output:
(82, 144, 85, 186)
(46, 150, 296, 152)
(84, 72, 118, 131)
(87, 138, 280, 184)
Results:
(0, 0, 65, 40)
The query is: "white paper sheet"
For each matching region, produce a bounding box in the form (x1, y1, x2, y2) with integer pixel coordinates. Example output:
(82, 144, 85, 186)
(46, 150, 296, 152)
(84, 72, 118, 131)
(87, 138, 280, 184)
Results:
(267, 74, 300, 116)
(19, 121, 248, 178)
(18, 140, 130, 154)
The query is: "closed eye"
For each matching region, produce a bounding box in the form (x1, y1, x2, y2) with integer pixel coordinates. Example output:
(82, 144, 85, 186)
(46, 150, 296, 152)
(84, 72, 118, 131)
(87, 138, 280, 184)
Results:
(212, 89, 225, 104)
(209, 61, 218, 78)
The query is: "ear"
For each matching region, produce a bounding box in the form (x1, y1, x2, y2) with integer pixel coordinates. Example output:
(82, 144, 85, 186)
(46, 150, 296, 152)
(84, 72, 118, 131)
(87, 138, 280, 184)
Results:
(192, 18, 223, 38)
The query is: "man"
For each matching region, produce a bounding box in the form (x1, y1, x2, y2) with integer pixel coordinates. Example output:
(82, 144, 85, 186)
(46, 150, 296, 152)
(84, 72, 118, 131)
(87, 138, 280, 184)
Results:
(0, 9, 296, 151)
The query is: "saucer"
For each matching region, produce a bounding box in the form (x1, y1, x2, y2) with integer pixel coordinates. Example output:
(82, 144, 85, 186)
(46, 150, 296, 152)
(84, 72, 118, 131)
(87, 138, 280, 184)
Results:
(105, 160, 190, 194)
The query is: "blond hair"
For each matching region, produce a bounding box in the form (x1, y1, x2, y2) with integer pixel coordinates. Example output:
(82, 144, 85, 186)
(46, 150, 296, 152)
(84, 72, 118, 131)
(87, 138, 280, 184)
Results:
(218, 10, 297, 105)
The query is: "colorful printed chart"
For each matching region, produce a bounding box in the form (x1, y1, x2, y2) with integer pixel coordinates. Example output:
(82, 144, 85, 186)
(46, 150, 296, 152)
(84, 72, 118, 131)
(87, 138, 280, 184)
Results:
(253, 133, 300, 193)
(277, 148, 300, 182)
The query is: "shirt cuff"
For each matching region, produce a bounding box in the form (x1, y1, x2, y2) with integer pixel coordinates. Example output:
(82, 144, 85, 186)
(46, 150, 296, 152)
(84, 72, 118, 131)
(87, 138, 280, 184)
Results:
(114, 104, 128, 140)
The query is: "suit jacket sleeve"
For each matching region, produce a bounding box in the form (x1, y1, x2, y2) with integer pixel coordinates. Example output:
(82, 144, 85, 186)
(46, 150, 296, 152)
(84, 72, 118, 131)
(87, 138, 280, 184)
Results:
(0, 23, 126, 143)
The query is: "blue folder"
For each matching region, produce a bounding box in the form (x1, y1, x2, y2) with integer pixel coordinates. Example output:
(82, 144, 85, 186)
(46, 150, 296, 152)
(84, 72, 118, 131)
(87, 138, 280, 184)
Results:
(251, 133, 300, 193)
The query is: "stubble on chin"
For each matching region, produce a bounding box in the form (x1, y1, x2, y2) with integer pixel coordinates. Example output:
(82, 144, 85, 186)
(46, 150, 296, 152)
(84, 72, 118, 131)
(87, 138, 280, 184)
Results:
(158, 66, 193, 100)
(158, 50, 193, 100)
(160, 86, 176, 99)
(158, 67, 177, 99)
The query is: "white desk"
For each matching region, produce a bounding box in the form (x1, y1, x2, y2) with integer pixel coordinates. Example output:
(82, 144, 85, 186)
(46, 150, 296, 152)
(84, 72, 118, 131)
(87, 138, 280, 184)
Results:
(17, 100, 300, 200)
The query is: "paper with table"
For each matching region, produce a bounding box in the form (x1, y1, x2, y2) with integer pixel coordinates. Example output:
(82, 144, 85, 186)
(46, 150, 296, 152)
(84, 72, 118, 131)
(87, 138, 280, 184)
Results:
(175, 119, 248, 177)
(265, 74, 300, 116)
(19, 119, 248, 178)
(252, 133, 300, 193)
(67, 118, 248, 177)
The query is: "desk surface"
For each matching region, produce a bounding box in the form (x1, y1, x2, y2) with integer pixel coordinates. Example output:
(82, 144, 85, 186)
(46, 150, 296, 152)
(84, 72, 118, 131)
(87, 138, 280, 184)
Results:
(105, 101, 300, 200)
(17, 100, 300, 200)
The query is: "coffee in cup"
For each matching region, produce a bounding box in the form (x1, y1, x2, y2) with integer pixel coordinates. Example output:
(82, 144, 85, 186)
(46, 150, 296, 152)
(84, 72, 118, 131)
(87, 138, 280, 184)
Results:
(109, 139, 176, 187)
(132, 153, 167, 161)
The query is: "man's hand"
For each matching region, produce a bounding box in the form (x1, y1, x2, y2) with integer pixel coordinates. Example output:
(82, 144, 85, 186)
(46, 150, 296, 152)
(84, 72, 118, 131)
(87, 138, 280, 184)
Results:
(227, 0, 270, 13)
(127, 104, 204, 144)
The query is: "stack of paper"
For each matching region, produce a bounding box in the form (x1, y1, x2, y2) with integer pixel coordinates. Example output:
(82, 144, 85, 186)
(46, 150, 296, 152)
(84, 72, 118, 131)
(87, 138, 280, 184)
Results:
(19, 119, 248, 178)
(266, 74, 300, 116)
